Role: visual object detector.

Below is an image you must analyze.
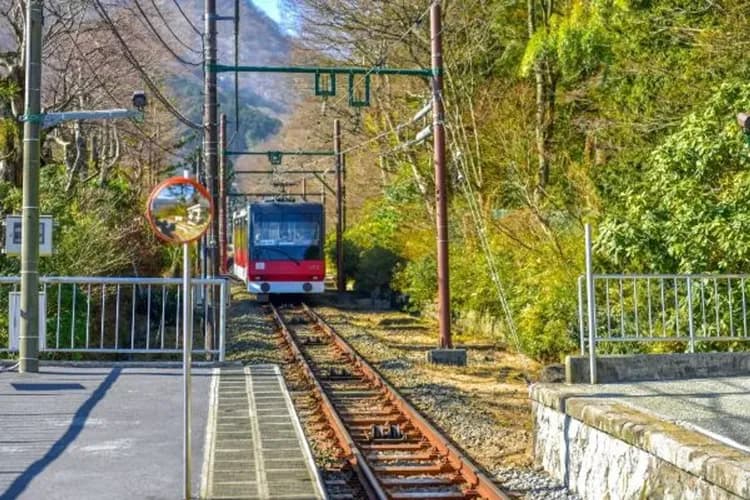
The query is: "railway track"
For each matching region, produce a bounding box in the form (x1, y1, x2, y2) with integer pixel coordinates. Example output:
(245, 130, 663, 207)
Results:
(270, 302, 508, 500)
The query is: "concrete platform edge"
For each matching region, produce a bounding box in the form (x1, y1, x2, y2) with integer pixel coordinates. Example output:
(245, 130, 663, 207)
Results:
(565, 352, 750, 384)
(530, 383, 750, 498)
(272, 364, 327, 499)
(200, 367, 220, 499)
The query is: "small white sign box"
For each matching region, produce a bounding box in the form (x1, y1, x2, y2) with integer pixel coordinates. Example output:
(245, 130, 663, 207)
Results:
(4, 215, 54, 256)
(9, 292, 46, 351)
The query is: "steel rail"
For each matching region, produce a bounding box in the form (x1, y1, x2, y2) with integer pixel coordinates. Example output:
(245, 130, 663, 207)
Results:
(300, 303, 508, 500)
(270, 304, 386, 500)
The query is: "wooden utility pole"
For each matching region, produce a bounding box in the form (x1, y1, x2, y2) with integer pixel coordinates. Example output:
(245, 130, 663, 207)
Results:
(432, 2, 451, 349)
(204, 0, 218, 352)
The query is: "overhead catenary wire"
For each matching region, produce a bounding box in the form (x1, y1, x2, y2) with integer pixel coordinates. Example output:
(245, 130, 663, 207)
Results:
(277, 2, 435, 160)
(149, 0, 202, 55)
(285, 110, 430, 185)
(65, 31, 196, 163)
(289, 4, 480, 185)
(254, 2, 444, 192)
(132, 0, 201, 67)
(92, 0, 202, 131)
(324, 2, 433, 111)
(171, 0, 203, 36)
(440, 92, 521, 352)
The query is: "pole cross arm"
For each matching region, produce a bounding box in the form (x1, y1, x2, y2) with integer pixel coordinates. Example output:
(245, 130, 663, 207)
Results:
(234, 170, 332, 175)
(224, 150, 335, 156)
(228, 192, 324, 197)
(224, 150, 335, 166)
(210, 64, 435, 77)
(40, 108, 144, 129)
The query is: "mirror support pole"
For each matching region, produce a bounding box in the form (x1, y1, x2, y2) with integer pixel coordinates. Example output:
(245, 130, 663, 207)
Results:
(183, 241, 192, 500)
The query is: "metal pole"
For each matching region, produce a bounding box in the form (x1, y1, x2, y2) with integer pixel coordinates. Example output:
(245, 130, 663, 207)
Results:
(302, 177, 307, 201)
(219, 279, 227, 362)
(431, 2, 451, 349)
(585, 224, 597, 384)
(204, 0, 218, 354)
(578, 275, 585, 355)
(343, 153, 347, 231)
(219, 114, 227, 275)
(19, 0, 43, 373)
(687, 277, 695, 353)
(182, 243, 193, 500)
(335, 119, 345, 293)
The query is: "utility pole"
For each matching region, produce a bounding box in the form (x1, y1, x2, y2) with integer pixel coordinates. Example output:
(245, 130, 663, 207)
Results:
(19, 0, 43, 373)
(335, 119, 345, 293)
(204, 0, 218, 353)
(219, 113, 227, 274)
(431, 2, 451, 350)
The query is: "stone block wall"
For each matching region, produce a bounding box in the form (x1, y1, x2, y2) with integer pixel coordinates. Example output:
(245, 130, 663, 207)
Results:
(531, 385, 750, 499)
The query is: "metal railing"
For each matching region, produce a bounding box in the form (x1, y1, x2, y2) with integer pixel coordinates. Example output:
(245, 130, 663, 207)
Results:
(578, 224, 750, 383)
(578, 273, 750, 353)
(0, 276, 227, 360)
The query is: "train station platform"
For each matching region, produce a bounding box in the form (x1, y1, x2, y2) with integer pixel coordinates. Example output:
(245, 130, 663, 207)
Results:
(0, 364, 212, 499)
(0, 363, 324, 500)
(201, 364, 324, 500)
(531, 375, 750, 500)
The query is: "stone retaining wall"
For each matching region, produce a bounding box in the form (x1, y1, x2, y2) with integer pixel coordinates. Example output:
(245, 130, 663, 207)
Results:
(531, 384, 750, 499)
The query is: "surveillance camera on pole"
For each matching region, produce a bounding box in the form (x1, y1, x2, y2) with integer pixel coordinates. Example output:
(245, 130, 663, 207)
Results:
(132, 91, 147, 111)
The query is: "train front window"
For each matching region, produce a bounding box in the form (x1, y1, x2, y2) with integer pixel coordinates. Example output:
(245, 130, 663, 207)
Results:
(251, 212, 322, 261)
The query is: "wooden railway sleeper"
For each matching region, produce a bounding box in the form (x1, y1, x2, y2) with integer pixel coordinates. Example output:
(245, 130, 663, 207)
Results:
(365, 449, 438, 462)
(341, 415, 405, 426)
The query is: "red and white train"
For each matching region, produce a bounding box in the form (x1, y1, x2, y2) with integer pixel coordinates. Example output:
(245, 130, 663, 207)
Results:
(232, 200, 326, 295)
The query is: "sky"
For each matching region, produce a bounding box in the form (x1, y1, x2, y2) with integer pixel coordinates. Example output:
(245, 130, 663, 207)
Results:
(253, 0, 282, 23)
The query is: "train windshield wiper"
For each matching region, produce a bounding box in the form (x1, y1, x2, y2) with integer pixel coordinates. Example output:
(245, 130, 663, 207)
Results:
(262, 247, 301, 266)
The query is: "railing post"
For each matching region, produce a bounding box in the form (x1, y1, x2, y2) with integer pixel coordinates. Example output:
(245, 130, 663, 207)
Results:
(578, 275, 585, 355)
(219, 279, 227, 362)
(687, 277, 695, 353)
(585, 224, 598, 384)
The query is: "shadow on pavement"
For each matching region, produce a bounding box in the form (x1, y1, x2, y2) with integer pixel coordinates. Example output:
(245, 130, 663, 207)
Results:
(1, 367, 121, 499)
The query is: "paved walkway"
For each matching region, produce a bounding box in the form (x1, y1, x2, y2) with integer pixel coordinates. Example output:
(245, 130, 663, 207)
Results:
(554, 375, 750, 452)
(202, 365, 324, 500)
(0, 365, 212, 500)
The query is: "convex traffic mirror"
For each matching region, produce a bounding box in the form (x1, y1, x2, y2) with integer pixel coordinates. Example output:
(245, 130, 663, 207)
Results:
(146, 177, 213, 245)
